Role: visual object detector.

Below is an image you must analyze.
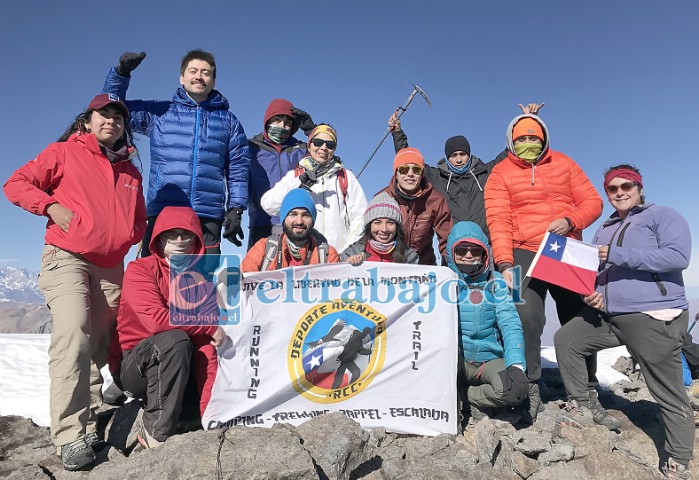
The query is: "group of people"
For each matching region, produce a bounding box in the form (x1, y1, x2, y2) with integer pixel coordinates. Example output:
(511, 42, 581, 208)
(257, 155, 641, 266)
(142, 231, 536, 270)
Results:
(3, 48, 693, 479)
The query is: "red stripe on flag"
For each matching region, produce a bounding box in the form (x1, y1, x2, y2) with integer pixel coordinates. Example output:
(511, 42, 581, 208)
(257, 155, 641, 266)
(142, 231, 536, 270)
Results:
(530, 254, 596, 296)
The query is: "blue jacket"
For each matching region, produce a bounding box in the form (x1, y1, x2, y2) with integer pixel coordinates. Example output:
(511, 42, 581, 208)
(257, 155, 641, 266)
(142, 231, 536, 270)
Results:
(247, 134, 306, 227)
(446, 221, 526, 369)
(594, 203, 691, 315)
(103, 68, 250, 220)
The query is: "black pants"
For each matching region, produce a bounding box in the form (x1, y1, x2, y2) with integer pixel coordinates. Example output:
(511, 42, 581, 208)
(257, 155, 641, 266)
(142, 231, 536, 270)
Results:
(120, 330, 193, 442)
(247, 225, 274, 251)
(514, 248, 592, 383)
(555, 308, 693, 464)
(141, 215, 223, 257)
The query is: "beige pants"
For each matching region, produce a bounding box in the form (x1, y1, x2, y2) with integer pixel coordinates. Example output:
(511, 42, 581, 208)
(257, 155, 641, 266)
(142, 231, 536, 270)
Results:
(38, 245, 123, 446)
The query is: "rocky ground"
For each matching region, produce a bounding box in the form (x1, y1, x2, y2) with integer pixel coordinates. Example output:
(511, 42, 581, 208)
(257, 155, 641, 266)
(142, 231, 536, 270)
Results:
(2, 365, 699, 480)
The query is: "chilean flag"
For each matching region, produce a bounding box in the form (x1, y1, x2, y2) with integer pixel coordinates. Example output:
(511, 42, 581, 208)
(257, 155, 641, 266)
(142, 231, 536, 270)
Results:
(525, 232, 599, 295)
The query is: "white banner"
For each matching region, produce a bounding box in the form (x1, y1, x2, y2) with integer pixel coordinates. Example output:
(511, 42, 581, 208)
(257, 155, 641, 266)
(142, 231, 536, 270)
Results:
(203, 262, 459, 436)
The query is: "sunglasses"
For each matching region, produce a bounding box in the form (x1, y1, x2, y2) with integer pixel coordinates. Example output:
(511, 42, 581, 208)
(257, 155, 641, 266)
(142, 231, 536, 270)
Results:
(605, 182, 636, 194)
(161, 230, 196, 241)
(396, 165, 424, 176)
(311, 138, 337, 150)
(454, 245, 485, 258)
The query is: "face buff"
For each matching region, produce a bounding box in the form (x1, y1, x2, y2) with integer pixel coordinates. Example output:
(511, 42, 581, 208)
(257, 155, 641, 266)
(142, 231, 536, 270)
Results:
(513, 143, 543, 162)
(267, 125, 291, 144)
(162, 238, 195, 259)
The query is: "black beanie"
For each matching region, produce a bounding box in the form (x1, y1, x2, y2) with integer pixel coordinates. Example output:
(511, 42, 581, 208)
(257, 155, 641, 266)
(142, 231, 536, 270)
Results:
(444, 136, 471, 159)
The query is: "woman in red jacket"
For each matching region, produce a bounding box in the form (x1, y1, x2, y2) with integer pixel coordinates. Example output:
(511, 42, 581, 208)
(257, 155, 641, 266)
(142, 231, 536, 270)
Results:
(3, 94, 146, 471)
(484, 114, 602, 423)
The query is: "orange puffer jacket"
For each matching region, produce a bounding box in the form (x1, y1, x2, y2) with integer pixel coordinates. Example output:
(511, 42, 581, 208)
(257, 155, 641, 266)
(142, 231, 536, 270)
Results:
(484, 115, 602, 268)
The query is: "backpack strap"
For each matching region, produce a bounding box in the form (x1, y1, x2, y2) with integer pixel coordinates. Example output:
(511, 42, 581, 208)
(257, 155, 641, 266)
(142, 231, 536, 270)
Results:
(261, 234, 280, 271)
(337, 168, 348, 203)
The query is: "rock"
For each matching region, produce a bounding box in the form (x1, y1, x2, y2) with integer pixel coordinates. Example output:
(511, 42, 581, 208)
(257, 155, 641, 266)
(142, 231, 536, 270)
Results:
(554, 423, 614, 459)
(528, 453, 656, 480)
(511, 431, 552, 457)
(473, 418, 500, 465)
(0, 416, 61, 476)
(104, 399, 141, 453)
(296, 412, 370, 480)
(511, 450, 540, 478)
(537, 444, 574, 466)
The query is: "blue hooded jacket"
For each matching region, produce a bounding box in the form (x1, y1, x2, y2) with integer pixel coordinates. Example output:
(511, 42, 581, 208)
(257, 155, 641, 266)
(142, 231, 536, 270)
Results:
(103, 68, 250, 220)
(446, 221, 526, 369)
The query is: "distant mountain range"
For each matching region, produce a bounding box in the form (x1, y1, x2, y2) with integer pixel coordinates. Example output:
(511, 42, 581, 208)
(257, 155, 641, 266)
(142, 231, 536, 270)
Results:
(0, 266, 51, 333)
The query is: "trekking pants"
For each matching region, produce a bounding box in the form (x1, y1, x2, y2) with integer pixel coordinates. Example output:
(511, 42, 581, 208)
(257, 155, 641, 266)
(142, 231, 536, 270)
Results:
(555, 308, 694, 464)
(38, 245, 123, 446)
(461, 358, 508, 409)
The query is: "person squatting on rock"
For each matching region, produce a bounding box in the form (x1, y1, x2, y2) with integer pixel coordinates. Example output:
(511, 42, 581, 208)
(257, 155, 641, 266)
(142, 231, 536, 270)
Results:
(261, 125, 368, 254)
(379, 147, 452, 265)
(484, 113, 603, 423)
(554, 165, 694, 479)
(103, 50, 250, 255)
(341, 192, 419, 265)
(247, 99, 316, 249)
(3, 94, 146, 471)
(446, 221, 528, 426)
(113, 206, 226, 449)
(244, 188, 340, 272)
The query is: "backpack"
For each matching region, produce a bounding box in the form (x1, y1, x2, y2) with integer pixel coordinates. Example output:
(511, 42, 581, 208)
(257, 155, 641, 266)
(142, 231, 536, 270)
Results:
(260, 224, 329, 271)
(294, 166, 348, 204)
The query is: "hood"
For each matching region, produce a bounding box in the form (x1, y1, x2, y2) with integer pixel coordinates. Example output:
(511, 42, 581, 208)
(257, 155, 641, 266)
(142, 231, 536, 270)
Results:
(149, 206, 206, 259)
(263, 98, 299, 137)
(173, 87, 229, 111)
(505, 114, 551, 165)
(68, 132, 137, 164)
(446, 221, 492, 283)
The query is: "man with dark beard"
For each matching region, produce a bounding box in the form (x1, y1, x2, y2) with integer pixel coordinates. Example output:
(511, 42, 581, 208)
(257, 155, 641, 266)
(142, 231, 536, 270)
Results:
(242, 189, 339, 271)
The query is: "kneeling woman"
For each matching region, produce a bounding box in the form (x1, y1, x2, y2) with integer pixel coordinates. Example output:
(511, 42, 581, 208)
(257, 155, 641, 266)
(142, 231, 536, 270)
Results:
(447, 221, 528, 423)
(341, 192, 419, 265)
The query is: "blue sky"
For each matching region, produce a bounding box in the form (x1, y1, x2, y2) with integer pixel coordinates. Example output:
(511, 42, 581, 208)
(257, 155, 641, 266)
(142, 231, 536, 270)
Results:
(2, 1, 698, 285)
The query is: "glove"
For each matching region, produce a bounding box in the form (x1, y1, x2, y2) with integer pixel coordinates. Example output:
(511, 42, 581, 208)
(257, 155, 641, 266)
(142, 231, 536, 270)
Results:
(291, 107, 316, 136)
(116, 51, 146, 77)
(497, 365, 529, 407)
(222, 208, 244, 247)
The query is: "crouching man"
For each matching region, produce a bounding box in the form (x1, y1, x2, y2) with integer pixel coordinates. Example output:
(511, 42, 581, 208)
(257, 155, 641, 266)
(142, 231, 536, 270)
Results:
(114, 206, 225, 448)
(446, 221, 528, 426)
(243, 188, 339, 272)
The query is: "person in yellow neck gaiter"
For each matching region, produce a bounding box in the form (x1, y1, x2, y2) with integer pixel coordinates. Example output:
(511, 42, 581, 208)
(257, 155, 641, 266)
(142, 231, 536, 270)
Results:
(512, 117, 544, 163)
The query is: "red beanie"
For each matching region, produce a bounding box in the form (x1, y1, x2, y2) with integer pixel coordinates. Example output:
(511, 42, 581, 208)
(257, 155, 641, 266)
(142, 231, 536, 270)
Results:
(393, 147, 425, 171)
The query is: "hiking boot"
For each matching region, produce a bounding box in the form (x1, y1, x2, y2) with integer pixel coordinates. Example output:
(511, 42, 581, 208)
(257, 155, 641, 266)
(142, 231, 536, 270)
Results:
(137, 423, 163, 449)
(660, 457, 692, 479)
(556, 400, 597, 429)
(589, 389, 621, 430)
(59, 437, 95, 471)
(84, 432, 105, 451)
(469, 404, 490, 424)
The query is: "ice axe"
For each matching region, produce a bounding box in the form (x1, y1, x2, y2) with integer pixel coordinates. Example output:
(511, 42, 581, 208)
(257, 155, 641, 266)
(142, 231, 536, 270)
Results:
(357, 82, 431, 178)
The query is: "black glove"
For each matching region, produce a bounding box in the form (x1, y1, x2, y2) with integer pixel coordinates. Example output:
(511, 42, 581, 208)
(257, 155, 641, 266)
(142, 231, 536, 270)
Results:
(497, 365, 529, 407)
(222, 208, 244, 247)
(291, 107, 316, 136)
(116, 51, 146, 77)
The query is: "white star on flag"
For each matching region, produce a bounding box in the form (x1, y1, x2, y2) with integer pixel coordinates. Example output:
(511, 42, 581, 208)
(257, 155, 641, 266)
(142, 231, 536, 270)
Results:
(306, 354, 322, 369)
(549, 241, 561, 253)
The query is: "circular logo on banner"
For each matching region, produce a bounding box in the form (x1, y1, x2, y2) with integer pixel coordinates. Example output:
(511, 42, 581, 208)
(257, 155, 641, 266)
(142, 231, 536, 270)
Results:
(287, 299, 387, 404)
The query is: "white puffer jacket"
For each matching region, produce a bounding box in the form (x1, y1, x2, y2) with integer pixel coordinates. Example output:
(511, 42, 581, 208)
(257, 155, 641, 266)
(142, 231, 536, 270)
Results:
(261, 157, 368, 253)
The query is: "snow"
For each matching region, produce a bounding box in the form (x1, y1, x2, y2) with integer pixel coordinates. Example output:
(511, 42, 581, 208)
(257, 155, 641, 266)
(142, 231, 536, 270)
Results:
(0, 334, 631, 428)
(0, 334, 115, 427)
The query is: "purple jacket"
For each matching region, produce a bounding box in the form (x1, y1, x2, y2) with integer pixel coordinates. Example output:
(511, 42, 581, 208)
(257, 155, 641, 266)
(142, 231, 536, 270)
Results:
(594, 203, 691, 315)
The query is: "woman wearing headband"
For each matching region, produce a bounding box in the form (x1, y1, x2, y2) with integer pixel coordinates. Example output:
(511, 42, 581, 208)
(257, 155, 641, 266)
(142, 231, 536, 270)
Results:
(554, 164, 693, 479)
(261, 124, 367, 253)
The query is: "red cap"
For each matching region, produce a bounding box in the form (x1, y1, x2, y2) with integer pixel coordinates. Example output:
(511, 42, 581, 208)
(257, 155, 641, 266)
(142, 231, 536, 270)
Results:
(87, 93, 129, 119)
(512, 117, 544, 141)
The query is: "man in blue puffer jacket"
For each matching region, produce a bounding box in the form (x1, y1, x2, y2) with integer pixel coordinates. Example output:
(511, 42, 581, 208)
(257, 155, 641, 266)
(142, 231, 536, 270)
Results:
(446, 221, 528, 424)
(246, 98, 315, 250)
(103, 50, 250, 256)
